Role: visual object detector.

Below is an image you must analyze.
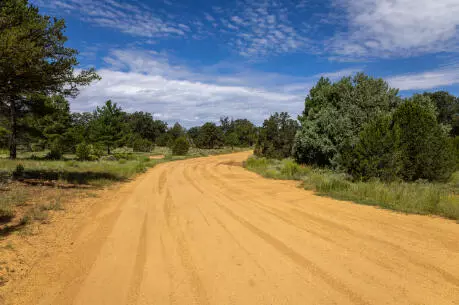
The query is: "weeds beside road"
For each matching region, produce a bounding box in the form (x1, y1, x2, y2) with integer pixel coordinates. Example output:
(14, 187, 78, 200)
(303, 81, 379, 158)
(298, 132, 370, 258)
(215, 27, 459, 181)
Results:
(244, 157, 459, 221)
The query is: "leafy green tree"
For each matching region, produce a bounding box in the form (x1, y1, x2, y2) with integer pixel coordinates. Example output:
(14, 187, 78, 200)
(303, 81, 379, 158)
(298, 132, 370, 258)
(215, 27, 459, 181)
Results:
(91, 100, 126, 154)
(68, 112, 95, 149)
(423, 91, 459, 136)
(233, 119, 257, 146)
(34, 95, 72, 158)
(0, 0, 99, 159)
(225, 132, 239, 149)
(342, 115, 402, 181)
(126, 112, 167, 143)
(293, 73, 400, 167)
(172, 136, 190, 155)
(168, 123, 185, 141)
(393, 96, 455, 181)
(255, 112, 299, 159)
(187, 126, 201, 147)
(196, 122, 224, 149)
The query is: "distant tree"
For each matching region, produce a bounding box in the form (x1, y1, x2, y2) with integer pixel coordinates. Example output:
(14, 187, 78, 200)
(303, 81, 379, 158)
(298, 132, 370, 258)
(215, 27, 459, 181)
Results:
(293, 73, 400, 166)
(172, 136, 190, 155)
(233, 119, 257, 146)
(255, 112, 299, 159)
(91, 100, 126, 154)
(225, 132, 239, 149)
(196, 122, 224, 149)
(126, 112, 167, 143)
(36, 95, 72, 159)
(168, 123, 185, 141)
(187, 126, 201, 147)
(0, 0, 99, 159)
(68, 112, 95, 149)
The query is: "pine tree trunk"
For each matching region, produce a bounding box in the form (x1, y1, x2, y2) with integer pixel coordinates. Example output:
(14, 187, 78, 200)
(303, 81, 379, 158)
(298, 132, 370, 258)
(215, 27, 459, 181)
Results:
(9, 98, 17, 160)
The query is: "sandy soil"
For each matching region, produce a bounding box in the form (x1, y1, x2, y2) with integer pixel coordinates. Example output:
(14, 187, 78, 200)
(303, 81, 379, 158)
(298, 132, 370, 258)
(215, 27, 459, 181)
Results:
(2, 151, 458, 305)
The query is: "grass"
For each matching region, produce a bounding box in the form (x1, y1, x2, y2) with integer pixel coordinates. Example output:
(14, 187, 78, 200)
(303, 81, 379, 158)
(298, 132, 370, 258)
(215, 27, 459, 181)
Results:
(244, 156, 459, 221)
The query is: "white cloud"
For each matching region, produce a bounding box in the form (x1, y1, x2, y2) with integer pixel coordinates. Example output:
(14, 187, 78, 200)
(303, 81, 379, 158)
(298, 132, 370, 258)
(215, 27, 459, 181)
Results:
(331, 0, 459, 58)
(32, 0, 189, 38)
(214, 0, 312, 58)
(72, 50, 309, 126)
(387, 65, 459, 90)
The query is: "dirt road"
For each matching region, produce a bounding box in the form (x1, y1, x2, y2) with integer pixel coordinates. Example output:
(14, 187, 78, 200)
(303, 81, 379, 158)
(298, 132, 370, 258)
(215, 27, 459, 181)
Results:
(4, 152, 459, 304)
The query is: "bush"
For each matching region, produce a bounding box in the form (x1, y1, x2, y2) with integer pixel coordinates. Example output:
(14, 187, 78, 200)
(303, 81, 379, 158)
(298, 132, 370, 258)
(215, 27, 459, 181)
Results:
(76, 143, 93, 161)
(13, 163, 25, 179)
(393, 98, 456, 181)
(113, 147, 134, 160)
(293, 74, 400, 166)
(255, 112, 299, 159)
(46, 141, 63, 160)
(342, 115, 402, 181)
(172, 137, 190, 155)
(132, 138, 153, 152)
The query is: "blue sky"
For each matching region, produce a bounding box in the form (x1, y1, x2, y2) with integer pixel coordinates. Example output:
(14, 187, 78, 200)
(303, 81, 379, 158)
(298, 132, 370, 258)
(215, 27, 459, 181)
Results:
(32, 0, 459, 126)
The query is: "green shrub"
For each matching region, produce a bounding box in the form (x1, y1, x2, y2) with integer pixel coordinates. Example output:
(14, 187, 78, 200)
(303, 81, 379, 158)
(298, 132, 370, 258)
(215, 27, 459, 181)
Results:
(172, 137, 190, 155)
(46, 142, 63, 160)
(132, 138, 154, 152)
(13, 164, 25, 179)
(76, 143, 93, 161)
(393, 97, 456, 181)
(113, 147, 134, 160)
(342, 115, 402, 181)
(255, 112, 299, 159)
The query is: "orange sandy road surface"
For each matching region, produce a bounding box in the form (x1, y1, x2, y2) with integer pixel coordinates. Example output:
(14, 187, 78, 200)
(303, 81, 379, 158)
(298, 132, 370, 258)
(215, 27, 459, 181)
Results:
(4, 151, 459, 305)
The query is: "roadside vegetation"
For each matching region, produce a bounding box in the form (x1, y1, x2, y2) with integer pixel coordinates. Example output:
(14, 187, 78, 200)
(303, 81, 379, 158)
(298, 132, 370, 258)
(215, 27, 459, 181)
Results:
(252, 75, 459, 221)
(245, 157, 459, 220)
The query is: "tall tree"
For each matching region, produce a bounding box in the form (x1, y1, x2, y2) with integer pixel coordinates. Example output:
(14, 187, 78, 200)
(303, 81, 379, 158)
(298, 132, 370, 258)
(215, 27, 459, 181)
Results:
(126, 112, 167, 143)
(0, 0, 99, 158)
(91, 100, 126, 154)
(293, 73, 400, 166)
(255, 112, 299, 159)
(196, 122, 224, 149)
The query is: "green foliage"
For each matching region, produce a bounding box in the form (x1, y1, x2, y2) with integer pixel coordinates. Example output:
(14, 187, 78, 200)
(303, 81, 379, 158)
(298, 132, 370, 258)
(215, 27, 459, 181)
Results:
(225, 132, 239, 149)
(219, 117, 257, 147)
(76, 143, 93, 161)
(112, 147, 134, 160)
(423, 91, 459, 136)
(196, 122, 224, 149)
(245, 156, 459, 220)
(91, 100, 127, 154)
(342, 115, 402, 181)
(126, 112, 167, 143)
(255, 112, 298, 159)
(132, 137, 154, 152)
(393, 97, 455, 181)
(172, 137, 190, 155)
(293, 73, 400, 167)
(0, 0, 99, 159)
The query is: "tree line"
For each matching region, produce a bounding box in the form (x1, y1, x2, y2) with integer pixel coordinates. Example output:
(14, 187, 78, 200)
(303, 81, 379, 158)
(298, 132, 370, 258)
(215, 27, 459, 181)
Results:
(255, 73, 459, 182)
(0, 96, 259, 159)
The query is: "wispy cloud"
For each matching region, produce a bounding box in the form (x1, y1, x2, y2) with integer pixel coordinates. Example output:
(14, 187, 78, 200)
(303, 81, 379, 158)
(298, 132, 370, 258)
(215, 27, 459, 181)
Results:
(387, 65, 459, 90)
(32, 0, 190, 38)
(330, 0, 459, 59)
(212, 0, 313, 58)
